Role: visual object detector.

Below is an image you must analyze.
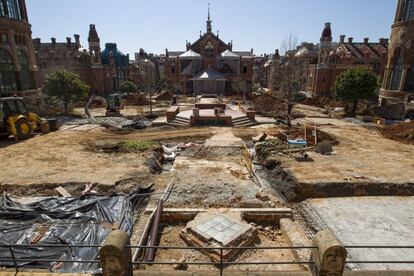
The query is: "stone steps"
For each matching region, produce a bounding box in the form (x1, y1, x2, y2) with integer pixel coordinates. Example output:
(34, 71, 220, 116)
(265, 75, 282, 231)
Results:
(232, 116, 258, 127)
(168, 116, 191, 127)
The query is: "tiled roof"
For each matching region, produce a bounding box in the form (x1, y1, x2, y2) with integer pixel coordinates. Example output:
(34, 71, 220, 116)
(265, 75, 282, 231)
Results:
(194, 69, 226, 80)
(179, 49, 202, 59)
(220, 49, 239, 58)
(337, 42, 387, 59)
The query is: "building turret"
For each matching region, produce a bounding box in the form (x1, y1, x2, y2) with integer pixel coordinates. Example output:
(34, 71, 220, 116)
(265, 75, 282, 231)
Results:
(318, 22, 332, 66)
(206, 3, 212, 33)
(88, 24, 101, 64)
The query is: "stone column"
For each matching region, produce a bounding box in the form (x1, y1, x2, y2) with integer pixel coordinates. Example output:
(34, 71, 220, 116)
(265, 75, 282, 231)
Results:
(100, 230, 133, 276)
(310, 230, 347, 276)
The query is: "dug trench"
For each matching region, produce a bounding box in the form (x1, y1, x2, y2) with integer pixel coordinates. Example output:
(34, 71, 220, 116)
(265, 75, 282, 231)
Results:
(258, 164, 414, 202)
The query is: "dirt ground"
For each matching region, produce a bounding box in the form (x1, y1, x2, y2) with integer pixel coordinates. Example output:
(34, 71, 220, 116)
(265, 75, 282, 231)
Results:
(138, 224, 302, 272)
(286, 105, 414, 185)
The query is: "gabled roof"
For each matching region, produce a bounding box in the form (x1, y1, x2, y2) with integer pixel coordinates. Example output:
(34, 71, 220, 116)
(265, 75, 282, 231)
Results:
(191, 32, 227, 51)
(179, 49, 202, 60)
(336, 42, 388, 59)
(220, 49, 239, 59)
(193, 69, 226, 80)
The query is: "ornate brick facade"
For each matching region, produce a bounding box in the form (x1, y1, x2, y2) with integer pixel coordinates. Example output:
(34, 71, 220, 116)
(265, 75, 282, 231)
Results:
(165, 8, 254, 95)
(33, 25, 129, 96)
(379, 0, 414, 104)
(306, 23, 388, 97)
(0, 0, 39, 98)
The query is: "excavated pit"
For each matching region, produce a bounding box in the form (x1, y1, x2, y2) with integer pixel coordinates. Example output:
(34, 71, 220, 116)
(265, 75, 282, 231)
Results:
(258, 163, 414, 202)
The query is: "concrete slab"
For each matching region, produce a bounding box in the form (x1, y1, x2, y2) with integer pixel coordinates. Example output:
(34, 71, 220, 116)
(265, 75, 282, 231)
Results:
(193, 214, 252, 246)
(300, 197, 414, 270)
(204, 129, 243, 147)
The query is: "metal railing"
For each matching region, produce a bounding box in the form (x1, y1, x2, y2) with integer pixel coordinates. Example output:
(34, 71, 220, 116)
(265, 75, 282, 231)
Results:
(1, 244, 414, 275)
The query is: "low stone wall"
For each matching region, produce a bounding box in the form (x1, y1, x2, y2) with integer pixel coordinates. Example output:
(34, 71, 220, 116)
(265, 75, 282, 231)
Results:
(190, 115, 232, 126)
(194, 103, 227, 109)
(240, 105, 256, 119)
(166, 106, 180, 121)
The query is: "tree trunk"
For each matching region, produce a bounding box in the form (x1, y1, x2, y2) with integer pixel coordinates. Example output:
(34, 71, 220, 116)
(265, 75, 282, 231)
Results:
(287, 90, 292, 128)
(351, 100, 358, 116)
(64, 101, 68, 114)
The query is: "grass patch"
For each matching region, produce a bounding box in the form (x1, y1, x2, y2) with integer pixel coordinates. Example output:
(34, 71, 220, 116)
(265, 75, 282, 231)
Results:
(121, 140, 159, 151)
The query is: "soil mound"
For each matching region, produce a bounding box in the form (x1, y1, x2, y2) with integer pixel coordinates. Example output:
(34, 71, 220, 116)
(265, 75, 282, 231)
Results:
(155, 90, 173, 101)
(252, 94, 304, 118)
(125, 94, 151, 106)
(381, 121, 414, 144)
(301, 96, 344, 108)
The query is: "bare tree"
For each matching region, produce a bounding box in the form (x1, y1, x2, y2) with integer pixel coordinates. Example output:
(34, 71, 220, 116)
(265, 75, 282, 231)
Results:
(280, 33, 299, 56)
(278, 33, 306, 128)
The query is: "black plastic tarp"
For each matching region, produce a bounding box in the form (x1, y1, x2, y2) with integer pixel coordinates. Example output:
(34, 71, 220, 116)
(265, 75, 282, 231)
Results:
(0, 188, 149, 273)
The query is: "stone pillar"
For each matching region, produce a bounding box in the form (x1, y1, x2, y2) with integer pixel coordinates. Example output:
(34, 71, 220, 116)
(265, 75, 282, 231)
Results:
(99, 230, 132, 276)
(311, 230, 347, 276)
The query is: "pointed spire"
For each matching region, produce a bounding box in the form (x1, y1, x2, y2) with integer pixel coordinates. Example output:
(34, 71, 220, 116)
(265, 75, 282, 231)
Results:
(206, 2, 212, 33)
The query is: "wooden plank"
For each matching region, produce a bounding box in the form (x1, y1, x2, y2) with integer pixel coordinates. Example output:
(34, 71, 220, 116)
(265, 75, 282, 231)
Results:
(54, 186, 72, 197)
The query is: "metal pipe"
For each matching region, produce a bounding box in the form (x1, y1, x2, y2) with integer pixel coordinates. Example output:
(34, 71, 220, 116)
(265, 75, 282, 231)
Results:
(132, 178, 175, 263)
(144, 199, 163, 262)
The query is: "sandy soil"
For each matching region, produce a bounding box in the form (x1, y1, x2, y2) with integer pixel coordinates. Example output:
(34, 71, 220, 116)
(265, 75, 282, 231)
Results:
(138, 224, 302, 272)
(282, 105, 414, 184)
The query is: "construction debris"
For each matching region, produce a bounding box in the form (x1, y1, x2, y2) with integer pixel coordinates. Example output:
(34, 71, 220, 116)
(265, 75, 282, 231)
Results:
(65, 117, 151, 130)
(252, 94, 304, 118)
(54, 186, 71, 197)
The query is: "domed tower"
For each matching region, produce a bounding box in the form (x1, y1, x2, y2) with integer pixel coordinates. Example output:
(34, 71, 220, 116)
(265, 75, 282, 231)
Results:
(318, 22, 332, 67)
(88, 24, 101, 64)
(380, 0, 414, 105)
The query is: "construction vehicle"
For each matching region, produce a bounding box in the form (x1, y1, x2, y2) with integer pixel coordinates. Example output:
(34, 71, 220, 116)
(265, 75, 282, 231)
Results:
(0, 97, 57, 141)
(85, 94, 124, 118)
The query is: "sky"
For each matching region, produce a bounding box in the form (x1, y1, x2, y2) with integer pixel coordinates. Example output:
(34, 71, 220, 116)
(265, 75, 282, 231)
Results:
(26, 0, 397, 57)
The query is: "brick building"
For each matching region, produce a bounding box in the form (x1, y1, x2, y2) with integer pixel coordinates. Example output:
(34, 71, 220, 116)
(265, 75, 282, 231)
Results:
(129, 48, 161, 90)
(0, 0, 39, 98)
(305, 23, 388, 97)
(33, 24, 129, 96)
(379, 0, 414, 104)
(165, 8, 254, 95)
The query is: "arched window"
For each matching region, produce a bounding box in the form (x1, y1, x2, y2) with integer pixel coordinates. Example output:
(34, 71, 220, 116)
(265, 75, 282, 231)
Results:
(405, 63, 414, 92)
(390, 53, 404, 90)
(18, 50, 31, 90)
(243, 64, 248, 74)
(404, 0, 414, 20)
(0, 48, 17, 93)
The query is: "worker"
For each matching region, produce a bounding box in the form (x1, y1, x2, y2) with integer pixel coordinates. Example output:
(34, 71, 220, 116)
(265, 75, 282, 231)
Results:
(172, 94, 177, 105)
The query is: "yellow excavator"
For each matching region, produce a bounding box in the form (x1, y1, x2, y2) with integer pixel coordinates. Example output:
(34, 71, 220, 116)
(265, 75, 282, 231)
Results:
(0, 97, 57, 141)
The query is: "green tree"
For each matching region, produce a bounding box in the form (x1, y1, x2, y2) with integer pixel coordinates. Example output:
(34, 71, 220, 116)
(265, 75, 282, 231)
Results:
(119, 81, 137, 96)
(334, 67, 379, 115)
(43, 69, 89, 113)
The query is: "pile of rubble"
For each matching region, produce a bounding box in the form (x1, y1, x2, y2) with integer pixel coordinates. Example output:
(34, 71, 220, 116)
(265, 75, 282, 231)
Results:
(381, 121, 414, 144)
(65, 117, 151, 129)
(252, 94, 304, 118)
(125, 94, 151, 106)
(155, 90, 173, 101)
(301, 96, 344, 109)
